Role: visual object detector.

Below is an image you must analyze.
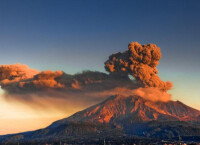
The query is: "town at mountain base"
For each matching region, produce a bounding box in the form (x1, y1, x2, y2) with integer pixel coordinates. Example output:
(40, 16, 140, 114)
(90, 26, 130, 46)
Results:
(1, 95, 200, 144)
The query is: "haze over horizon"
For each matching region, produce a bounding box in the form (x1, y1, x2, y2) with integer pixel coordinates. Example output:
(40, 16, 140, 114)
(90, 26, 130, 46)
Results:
(0, 0, 200, 135)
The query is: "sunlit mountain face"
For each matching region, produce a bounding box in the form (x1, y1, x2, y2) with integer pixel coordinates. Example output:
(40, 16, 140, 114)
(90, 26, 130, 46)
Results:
(52, 95, 200, 125)
(0, 95, 200, 143)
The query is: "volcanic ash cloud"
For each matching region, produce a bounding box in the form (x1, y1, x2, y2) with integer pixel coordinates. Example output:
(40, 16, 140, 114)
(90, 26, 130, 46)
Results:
(0, 42, 174, 111)
(0, 63, 39, 83)
(105, 42, 173, 91)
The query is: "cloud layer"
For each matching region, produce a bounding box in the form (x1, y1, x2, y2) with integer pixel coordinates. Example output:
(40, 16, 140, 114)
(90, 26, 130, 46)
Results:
(0, 64, 136, 94)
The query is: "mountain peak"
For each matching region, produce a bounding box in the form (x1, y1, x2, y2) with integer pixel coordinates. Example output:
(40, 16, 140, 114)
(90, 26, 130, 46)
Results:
(50, 95, 200, 129)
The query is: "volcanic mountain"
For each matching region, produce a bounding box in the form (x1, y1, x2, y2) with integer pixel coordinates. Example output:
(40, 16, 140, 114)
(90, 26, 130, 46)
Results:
(1, 95, 200, 143)
(52, 95, 200, 125)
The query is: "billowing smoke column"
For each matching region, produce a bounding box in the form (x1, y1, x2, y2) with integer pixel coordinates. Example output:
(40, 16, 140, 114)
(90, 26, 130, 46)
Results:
(105, 42, 173, 91)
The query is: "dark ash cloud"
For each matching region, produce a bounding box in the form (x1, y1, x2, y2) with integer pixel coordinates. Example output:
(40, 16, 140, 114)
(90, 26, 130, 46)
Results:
(105, 42, 173, 91)
(0, 42, 173, 111)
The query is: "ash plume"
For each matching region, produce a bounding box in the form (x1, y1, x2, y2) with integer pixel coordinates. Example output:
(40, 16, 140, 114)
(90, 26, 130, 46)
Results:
(19, 70, 65, 90)
(0, 69, 137, 112)
(0, 42, 173, 112)
(0, 63, 39, 83)
(0, 63, 137, 94)
(105, 42, 173, 91)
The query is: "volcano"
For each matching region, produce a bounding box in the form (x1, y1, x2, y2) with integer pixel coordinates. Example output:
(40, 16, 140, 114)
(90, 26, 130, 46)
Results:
(52, 95, 200, 125)
(1, 95, 200, 143)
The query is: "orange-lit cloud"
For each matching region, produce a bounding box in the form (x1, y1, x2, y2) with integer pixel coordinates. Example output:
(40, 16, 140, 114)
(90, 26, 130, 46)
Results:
(19, 70, 65, 90)
(0, 65, 138, 111)
(0, 42, 173, 112)
(0, 63, 39, 84)
(105, 42, 173, 91)
(0, 65, 137, 94)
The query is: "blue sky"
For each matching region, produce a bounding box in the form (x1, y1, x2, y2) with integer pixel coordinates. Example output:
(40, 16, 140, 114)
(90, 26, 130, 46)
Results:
(0, 0, 200, 108)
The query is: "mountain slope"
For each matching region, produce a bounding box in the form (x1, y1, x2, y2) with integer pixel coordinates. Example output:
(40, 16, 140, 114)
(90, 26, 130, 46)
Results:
(1, 95, 200, 143)
(50, 95, 200, 128)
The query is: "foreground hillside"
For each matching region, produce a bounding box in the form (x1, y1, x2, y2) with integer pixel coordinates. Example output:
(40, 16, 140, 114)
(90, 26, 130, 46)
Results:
(1, 95, 200, 144)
